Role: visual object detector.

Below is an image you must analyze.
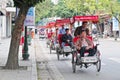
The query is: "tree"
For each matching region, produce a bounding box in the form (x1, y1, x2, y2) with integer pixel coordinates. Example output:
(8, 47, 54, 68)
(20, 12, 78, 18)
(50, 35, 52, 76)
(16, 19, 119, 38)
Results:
(5, 0, 44, 69)
(35, 0, 76, 20)
(55, 0, 76, 18)
(35, 0, 54, 22)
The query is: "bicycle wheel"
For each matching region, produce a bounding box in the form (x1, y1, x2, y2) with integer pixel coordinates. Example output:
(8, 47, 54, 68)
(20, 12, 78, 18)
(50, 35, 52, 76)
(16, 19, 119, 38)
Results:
(72, 53, 76, 73)
(96, 59, 101, 72)
(57, 50, 60, 60)
(50, 46, 52, 54)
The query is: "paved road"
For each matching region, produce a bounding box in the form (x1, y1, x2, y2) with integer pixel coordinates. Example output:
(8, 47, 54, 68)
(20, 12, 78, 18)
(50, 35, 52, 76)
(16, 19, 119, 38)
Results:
(36, 37, 120, 80)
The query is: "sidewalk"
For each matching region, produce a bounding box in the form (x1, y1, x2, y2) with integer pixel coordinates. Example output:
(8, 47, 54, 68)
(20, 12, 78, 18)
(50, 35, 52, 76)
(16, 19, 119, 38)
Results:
(0, 38, 37, 80)
(35, 35, 65, 80)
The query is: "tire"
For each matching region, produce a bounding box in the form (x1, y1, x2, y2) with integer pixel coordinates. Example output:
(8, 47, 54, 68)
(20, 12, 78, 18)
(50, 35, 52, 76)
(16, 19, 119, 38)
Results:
(72, 53, 74, 63)
(57, 49, 60, 60)
(72, 53, 76, 73)
(46, 43, 48, 48)
(72, 62, 76, 73)
(50, 46, 52, 54)
(96, 59, 101, 72)
(49, 41, 52, 54)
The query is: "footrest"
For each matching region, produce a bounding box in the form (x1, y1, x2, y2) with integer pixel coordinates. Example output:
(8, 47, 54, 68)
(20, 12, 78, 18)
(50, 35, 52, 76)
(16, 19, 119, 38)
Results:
(81, 57, 97, 63)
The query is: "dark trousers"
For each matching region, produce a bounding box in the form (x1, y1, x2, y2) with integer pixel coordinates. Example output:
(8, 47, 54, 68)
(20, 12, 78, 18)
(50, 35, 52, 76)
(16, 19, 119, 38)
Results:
(79, 47, 96, 57)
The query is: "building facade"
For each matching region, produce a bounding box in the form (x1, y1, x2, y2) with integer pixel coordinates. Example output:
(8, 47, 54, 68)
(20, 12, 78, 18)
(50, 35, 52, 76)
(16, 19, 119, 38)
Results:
(0, 0, 15, 40)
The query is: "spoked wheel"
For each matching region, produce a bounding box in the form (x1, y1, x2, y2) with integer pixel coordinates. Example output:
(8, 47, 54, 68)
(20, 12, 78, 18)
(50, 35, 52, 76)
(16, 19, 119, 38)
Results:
(72, 61, 76, 73)
(50, 46, 52, 54)
(72, 53, 76, 73)
(46, 43, 48, 48)
(49, 42, 52, 54)
(96, 59, 101, 72)
(46, 43, 49, 48)
(56, 49, 60, 60)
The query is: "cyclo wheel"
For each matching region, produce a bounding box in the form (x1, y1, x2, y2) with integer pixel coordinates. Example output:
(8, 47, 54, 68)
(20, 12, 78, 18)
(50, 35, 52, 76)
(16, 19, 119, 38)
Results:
(56, 48, 60, 60)
(50, 42, 52, 54)
(72, 52, 76, 73)
(50, 46, 52, 54)
(96, 58, 101, 72)
(46, 41, 49, 48)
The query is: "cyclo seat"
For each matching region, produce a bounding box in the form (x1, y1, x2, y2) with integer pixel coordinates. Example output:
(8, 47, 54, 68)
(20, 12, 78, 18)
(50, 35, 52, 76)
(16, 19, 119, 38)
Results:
(58, 34, 71, 46)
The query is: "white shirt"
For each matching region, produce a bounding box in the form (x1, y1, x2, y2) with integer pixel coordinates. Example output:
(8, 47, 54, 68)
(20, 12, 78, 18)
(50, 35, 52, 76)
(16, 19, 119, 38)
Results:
(81, 39, 88, 47)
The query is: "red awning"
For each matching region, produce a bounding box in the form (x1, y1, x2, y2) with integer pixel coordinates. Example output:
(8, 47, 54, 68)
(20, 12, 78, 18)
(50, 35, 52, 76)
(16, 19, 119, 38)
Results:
(56, 18, 71, 25)
(38, 26, 46, 29)
(45, 22, 56, 28)
(48, 22, 56, 27)
(73, 16, 99, 22)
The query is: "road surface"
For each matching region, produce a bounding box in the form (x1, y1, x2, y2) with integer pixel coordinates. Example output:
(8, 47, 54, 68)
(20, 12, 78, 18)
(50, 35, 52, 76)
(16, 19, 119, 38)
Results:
(36, 37, 120, 80)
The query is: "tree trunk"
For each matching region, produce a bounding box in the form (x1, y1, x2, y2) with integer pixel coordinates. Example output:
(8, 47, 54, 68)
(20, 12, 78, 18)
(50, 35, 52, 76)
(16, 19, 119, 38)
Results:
(5, 7, 29, 69)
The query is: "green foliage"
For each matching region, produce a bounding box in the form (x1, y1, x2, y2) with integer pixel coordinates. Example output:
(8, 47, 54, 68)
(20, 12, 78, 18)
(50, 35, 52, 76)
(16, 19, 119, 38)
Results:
(35, 0, 53, 22)
(35, 0, 120, 23)
(55, 0, 76, 18)
(35, 0, 76, 23)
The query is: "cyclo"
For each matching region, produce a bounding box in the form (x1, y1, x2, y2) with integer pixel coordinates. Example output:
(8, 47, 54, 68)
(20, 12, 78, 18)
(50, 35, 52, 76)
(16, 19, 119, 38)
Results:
(47, 30, 57, 54)
(49, 34, 59, 54)
(46, 26, 54, 48)
(46, 32, 52, 48)
(71, 16, 101, 73)
(55, 19, 75, 60)
(56, 33, 75, 60)
(46, 22, 59, 54)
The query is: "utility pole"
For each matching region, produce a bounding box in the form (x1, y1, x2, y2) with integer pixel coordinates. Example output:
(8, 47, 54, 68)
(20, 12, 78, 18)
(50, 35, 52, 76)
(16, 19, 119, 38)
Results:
(22, 26, 29, 60)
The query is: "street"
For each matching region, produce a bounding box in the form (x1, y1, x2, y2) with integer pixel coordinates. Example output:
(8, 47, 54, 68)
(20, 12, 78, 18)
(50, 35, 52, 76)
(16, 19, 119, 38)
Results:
(1, 0, 120, 80)
(35, 36, 120, 80)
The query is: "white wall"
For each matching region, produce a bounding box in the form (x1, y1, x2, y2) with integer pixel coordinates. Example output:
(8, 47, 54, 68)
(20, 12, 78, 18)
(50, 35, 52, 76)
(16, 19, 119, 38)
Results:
(2, 16, 6, 38)
(0, 16, 2, 40)
(0, 16, 6, 38)
(6, 12, 12, 37)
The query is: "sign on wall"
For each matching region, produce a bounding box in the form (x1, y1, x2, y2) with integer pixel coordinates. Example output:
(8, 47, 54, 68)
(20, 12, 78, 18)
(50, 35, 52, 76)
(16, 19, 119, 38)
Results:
(112, 17, 119, 31)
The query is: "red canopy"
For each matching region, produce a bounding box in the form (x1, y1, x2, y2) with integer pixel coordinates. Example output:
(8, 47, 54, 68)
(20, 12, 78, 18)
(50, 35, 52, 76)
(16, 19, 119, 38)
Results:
(38, 26, 46, 29)
(48, 22, 56, 27)
(45, 22, 56, 28)
(56, 18, 71, 25)
(73, 16, 99, 22)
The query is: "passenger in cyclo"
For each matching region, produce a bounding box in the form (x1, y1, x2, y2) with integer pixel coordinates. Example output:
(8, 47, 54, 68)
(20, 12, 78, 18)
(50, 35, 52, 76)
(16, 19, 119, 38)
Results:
(47, 29, 54, 45)
(86, 28, 93, 41)
(47, 29, 54, 40)
(75, 30, 96, 57)
(61, 28, 73, 48)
